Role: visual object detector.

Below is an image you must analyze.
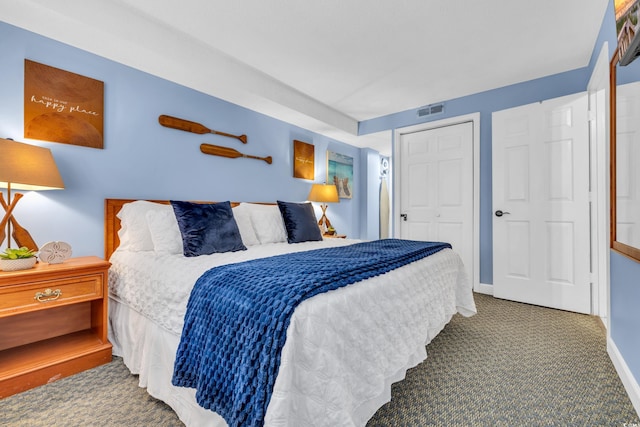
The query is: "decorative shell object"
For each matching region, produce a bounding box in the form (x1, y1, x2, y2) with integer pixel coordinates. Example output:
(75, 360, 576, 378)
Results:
(39, 241, 72, 264)
(0, 257, 37, 271)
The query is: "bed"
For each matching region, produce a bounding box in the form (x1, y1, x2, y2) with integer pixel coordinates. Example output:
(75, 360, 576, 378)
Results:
(105, 198, 476, 427)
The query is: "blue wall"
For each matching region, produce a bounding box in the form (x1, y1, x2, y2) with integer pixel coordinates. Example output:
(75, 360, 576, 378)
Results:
(610, 251, 640, 380)
(0, 21, 363, 257)
(359, 148, 381, 240)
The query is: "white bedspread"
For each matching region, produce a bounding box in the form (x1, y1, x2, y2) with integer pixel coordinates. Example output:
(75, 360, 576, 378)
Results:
(108, 240, 476, 427)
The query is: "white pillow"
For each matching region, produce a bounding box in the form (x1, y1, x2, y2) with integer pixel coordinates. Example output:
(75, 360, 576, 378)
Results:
(239, 203, 287, 244)
(117, 200, 167, 251)
(232, 204, 260, 246)
(146, 207, 183, 254)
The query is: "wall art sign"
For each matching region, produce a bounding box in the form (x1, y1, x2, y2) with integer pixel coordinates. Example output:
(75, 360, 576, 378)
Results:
(24, 59, 104, 149)
(327, 151, 353, 199)
(293, 139, 314, 180)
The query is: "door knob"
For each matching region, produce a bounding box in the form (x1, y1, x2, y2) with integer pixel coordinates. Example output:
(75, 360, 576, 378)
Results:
(495, 210, 511, 217)
(400, 213, 408, 221)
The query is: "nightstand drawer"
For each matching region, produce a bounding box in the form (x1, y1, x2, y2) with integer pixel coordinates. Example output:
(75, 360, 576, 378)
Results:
(0, 275, 102, 316)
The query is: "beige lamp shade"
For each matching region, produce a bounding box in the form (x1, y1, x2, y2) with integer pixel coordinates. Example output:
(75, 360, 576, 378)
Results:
(307, 183, 339, 234)
(0, 138, 64, 191)
(307, 183, 339, 203)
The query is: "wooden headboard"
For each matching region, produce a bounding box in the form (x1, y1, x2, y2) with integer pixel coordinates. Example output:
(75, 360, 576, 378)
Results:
(104, 198, 258, 260)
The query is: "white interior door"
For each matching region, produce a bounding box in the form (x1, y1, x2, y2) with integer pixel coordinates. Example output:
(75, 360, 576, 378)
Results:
(492, 92, 591, 314)
(398, 121, 473, 282)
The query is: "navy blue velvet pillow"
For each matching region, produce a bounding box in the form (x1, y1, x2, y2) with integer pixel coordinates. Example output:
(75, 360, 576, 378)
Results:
(277, 201, 323, 244)
(171, 200, 246, 257)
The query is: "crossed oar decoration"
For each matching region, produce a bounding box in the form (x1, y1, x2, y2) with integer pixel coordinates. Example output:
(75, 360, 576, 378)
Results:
(158, 115, 272, 164)
(0, 193, 39, 251)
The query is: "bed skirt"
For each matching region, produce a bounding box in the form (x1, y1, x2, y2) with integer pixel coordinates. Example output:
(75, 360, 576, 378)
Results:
(109, 297, 224, 426)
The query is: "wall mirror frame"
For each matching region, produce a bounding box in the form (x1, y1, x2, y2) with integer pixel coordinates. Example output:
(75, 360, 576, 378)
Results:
(610, 48, 640, 262)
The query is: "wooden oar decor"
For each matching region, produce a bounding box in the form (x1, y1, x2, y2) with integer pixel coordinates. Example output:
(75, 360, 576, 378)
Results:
(159, 115, 247, 144)
(200, 143, 272, 164)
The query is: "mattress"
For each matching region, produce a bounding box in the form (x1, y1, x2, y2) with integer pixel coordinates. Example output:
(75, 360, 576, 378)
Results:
(108, 239, 476, 426)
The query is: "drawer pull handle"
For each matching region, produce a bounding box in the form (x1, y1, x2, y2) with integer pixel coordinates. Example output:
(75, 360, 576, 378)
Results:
(34, 288, 62, 303)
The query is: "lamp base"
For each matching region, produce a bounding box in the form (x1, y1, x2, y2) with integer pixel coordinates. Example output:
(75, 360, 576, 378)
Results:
(0, 190, 39, 251)
(317, 203, 333, 233)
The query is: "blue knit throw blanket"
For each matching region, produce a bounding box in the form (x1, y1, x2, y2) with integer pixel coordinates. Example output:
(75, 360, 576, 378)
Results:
(172, 239, 451, 427)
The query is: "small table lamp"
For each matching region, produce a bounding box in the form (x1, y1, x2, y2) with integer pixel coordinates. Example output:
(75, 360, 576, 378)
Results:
(0, 138, 65, 250)
(307, 183, 339, 233)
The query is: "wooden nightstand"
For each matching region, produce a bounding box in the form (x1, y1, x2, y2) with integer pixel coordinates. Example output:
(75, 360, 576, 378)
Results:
(0, 256, 112, 398)
(323, 234, 347, 239)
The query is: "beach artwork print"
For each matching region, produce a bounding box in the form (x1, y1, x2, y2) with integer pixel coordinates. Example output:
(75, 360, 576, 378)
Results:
(327, 151, 353, 199)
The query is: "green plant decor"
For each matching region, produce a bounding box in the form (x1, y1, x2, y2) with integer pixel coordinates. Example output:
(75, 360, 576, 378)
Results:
(0, 247, 37, 260)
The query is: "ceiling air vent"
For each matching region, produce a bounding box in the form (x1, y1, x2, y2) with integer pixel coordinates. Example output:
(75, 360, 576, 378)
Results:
(417, 103, 444, 117)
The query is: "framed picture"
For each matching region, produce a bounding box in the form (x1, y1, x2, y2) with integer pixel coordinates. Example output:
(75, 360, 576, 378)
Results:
(327, 151, 353, 199)
(293, 139, 314, 179)
(24, 59, 104, 149)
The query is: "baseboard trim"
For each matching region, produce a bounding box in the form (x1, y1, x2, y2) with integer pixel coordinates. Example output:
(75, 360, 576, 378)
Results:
(608, 336, 640, 418)
(474, 283, 493, 295)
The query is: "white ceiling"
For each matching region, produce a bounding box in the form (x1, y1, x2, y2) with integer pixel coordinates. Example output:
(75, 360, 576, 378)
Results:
(2, 0, 609, 155)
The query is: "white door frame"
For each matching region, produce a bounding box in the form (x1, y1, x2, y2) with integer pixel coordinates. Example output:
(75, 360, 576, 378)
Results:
(587, 42, 610, 322)
(393, 112, 480, 291)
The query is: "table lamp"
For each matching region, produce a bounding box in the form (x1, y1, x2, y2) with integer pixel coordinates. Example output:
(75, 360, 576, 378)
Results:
(307, 183, 339, 233)
(0, 138, 65, 250)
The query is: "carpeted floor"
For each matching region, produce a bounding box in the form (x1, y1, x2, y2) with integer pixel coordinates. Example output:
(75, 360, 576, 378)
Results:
(1, 293, 638, 426)
(368, 293, 639, 426)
